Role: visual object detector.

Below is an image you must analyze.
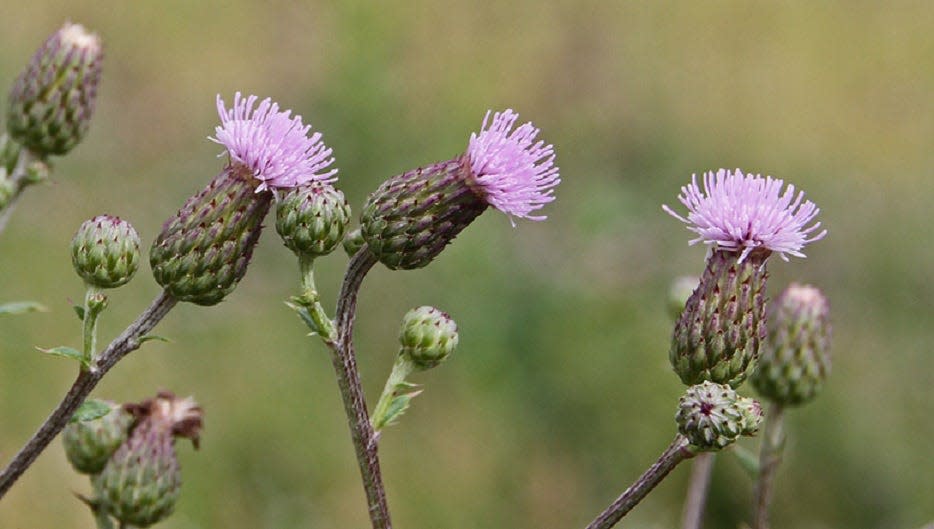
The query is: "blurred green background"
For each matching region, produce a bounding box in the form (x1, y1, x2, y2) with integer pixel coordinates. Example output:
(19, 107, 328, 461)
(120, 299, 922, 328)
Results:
(1, 2, 931, 528)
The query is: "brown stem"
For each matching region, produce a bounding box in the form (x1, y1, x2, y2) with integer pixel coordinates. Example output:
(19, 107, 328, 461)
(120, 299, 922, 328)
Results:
(585, 435, 695, 529)
(330, 248, 391, 529)
(681, 452, 716, 529)
(0, 291, 177, 498)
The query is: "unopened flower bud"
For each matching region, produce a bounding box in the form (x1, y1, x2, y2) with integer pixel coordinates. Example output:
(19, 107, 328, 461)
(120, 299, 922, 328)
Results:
(7, 22, 103, 157)
(670, 250, 768, 388)
(752, 283, 831, 406)
(276, 181, 350, 258)
(62, 400, 132, 474)
(399, 306, 458, 370)
(94, 392, 202, 528)
(361, 110, 559, 270)
(71, 215, 141, 289)
(676, 381, 762, 451)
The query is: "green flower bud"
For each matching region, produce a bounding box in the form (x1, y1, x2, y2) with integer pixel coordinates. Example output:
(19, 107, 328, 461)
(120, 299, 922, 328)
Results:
(752, 283, 831, 406)
(62, 400, 133, 475)
(670, 250, 769, 388)
(94, 393, 202, 528)
(6, 22, 103, 157)
(399, 306, 459, 370)
(71, 215, 141, 288)
(275, 181, 351, 258)
(343, 227, 365, 257)
(150, 166, 271, 305)
(676, 381, 763, 451)
(360, 158, 487, 270)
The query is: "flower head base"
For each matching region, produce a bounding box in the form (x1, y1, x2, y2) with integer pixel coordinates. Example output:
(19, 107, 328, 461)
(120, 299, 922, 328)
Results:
(211, 92, 336, 192)
(663, 169, 826, 262)
(360, 109, 559, 269)
(467, 109, 560, 221)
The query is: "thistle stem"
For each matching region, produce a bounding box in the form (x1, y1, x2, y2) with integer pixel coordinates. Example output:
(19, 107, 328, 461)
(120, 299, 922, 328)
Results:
(370, 354, 414, 432)
(0, 291, 177, 499)
(0, 149, 34, 237)
(752, 403, 785, 529)
(298, 254, 335, 340)
(329, 248, 391, 529)
(585, 435, 695, 529)
(81, 285, 103, 369)
(680, 452, 715, 529)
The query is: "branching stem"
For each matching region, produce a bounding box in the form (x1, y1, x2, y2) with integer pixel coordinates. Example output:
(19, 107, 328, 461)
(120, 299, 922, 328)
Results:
(752, 403, 786, 529)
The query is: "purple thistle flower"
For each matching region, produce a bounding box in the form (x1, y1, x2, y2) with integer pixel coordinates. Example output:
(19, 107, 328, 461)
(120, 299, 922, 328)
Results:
(466, 109, 560, 221)
(663, 169, 826, 262)
(210, 92, 337, 192)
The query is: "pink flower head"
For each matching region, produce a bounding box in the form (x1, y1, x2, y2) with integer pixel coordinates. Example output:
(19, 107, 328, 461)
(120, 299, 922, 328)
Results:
(466, 109, 560, 221)
(210, 92, 337, 192)
(663, 169, 826, 261)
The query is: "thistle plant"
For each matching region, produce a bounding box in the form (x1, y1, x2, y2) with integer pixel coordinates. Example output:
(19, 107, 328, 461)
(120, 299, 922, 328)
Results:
(278, 108, 558, 529)
(0, 22, 845, 529)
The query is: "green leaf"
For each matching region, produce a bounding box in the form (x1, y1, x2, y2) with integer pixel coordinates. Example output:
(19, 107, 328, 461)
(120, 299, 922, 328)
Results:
(36, 345, 88, 368)
(0, 301, 48, 315)
(286, 300, 318, 332)
(70, 399, 112, 423)
(73, 304, 85, 321)
(730, 444, 760, 478)
(139, 334, 171, 344)
(375, 386, 424, 430)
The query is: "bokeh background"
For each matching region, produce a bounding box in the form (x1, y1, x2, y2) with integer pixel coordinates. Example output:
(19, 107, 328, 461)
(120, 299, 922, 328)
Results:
(1, 2, 931, 528)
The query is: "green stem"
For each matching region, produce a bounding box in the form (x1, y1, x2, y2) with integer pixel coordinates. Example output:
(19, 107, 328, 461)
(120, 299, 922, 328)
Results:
(298, 254, 336, 341)
(82, 285, 103, 370)
(585, 435, 695, 529)
(0, 148, 34, 237)
(93, 506, 115, 529)
(752, 403, 786, 529)
(370, 354, 415, 432)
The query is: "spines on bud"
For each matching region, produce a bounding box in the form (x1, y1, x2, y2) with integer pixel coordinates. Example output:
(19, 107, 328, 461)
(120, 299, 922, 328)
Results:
(360, 157, 487, 270)
(6, 22, 103, 157)
(150, 166, 271, 305)
(670, 250, 769, 387)
(399, 306, 459, 370)
(676, 381, 763, 451)
(94, 392, 202, 528)
(752, 283, 832, 406)
(71, 215, 141, 289)
(276, 182, 351, 259)
(62, 400, 133, 474)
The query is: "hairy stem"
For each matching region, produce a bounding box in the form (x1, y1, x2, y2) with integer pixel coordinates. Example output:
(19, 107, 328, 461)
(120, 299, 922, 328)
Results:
(329, 248, 391, 529)
(752, 403, 785, 529)
(680, 452, 716, 529)
(585, 435, 695, 529)
(0, 291, 177, 499)
(81, 286, 102, 369)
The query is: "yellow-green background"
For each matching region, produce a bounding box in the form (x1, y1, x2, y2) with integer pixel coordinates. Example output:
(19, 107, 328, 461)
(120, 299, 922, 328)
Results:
(1, 2, 931, 528)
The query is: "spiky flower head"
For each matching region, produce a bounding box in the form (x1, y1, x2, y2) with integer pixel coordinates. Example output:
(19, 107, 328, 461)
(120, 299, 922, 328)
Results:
(62, 400, 133, 475)
(752, 283, 831, 406)
(71, 215, 141, 289)
(676, 381, 763, 451)
(361, 109, 559, 270)
(94, 392, 202, 528)
(210, 92, 337, 192)
(663, 169, 826, 262)
(7, 22, 103, 157)
(151, 93, 336, 305)
(669, 250, 768, 387)
(399, 306, 459, 370)
(276, 182, 351, 258)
